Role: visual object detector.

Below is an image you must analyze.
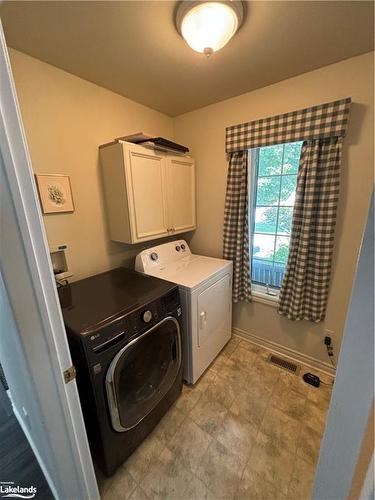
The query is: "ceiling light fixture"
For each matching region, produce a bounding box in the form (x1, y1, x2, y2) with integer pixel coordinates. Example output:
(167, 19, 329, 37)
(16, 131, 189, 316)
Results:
(176, 1, 245, 56)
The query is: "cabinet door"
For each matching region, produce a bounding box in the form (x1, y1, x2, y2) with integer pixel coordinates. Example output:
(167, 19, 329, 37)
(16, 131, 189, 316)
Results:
(166, 157, 196, 234)
(125, 146, 169, 242)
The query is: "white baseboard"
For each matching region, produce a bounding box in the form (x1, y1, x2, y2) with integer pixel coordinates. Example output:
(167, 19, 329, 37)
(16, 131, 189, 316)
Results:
(233, 327, 336, 377)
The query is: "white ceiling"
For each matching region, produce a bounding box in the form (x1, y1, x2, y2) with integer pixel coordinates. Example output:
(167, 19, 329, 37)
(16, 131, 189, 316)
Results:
(1, 1, 374, 116)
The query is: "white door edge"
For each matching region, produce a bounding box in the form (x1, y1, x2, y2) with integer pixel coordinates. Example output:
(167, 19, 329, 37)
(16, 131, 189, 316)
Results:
(0, 21, 99, 500)
(12, 405, 60, 500)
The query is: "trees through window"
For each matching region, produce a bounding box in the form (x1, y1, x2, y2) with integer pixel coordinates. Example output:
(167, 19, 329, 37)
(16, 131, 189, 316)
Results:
(250, 141, 303, 290)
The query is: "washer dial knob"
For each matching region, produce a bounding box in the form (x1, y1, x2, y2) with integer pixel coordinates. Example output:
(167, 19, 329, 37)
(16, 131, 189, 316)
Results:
(150, 252, 158, 261)
(142, 310, 153, 323)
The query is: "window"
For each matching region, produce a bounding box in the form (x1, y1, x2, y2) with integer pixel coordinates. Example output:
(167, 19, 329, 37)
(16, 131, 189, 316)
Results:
(249, 141, 303, 294)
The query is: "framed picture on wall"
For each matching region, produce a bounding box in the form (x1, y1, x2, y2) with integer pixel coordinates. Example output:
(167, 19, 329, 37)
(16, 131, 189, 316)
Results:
(35, 174, 74, 214)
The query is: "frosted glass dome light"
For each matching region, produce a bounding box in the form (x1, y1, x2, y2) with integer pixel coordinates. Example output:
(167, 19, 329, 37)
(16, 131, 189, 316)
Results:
(176, 1, 244, 56)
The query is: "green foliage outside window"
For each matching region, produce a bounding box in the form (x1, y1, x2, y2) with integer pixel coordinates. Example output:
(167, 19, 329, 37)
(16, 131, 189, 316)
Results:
(256, 177, 281, 206)
(274, 244, 289, 264)
(251, 141, 302, 287)
(283, 142, 302, 174)
(258, 144, 283, 176)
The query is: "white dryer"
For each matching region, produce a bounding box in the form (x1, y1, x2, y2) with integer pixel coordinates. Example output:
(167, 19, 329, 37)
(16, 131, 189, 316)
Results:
(135, 240, 233, 384)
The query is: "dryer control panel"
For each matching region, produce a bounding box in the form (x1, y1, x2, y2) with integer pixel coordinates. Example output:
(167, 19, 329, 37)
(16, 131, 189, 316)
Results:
(135, 240, 191, 273)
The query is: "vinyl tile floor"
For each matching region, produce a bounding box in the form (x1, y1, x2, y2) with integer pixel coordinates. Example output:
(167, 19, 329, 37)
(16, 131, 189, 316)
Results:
(98, 336, 333, 500)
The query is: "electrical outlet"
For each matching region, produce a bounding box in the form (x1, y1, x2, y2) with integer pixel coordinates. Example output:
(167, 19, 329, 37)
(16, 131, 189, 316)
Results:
(324, 330, 336, 367)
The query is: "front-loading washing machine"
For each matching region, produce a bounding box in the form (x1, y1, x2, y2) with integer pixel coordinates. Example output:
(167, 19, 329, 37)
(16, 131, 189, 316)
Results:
(58, 267, 183, 476)
(136, 241, 233, 384)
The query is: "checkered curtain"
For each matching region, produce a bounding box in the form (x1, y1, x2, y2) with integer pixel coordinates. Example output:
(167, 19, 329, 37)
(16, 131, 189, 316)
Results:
(226, 98, 351, 153)
(278, 138, 343, 322)
(223, 98, 351, 310)
(223, 151, 251, 302)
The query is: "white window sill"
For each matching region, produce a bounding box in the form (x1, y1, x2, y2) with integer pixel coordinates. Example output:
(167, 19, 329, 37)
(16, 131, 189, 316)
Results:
(252, 287, 279, 308)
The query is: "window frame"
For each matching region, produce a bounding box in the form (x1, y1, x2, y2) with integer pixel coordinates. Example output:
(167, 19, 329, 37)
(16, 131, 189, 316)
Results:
(248, 143, 300, 304)
(249, 149, 280, 304)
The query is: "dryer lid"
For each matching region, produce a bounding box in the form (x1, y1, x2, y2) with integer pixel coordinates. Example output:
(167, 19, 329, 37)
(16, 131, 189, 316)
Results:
(135, 240, 232, 290)
(139, 253, 232, 290)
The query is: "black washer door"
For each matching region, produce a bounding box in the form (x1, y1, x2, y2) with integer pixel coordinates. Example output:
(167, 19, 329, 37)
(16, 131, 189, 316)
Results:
(106, 317, 181, 432)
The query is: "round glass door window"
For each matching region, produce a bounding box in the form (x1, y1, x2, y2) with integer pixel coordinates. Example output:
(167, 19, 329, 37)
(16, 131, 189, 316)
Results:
(106, 317, 181, 432)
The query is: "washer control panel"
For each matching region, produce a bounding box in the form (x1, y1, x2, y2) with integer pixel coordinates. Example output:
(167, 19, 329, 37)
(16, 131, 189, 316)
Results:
(84, 288, 180, 362)
(142, 310, 153, 323)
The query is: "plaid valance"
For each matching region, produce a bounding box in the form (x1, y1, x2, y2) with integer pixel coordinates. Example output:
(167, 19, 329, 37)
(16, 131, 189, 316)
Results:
(226, 97, 351, 153)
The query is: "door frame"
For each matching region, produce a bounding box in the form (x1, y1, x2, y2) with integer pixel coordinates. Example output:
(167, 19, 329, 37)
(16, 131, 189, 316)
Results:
(0, 21, 99, 500)
(313, 194, 374, 499)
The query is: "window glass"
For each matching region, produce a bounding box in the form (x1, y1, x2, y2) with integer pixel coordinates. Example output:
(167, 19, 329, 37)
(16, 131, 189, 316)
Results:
(250, 141, 303, 289)
(280, 175, 297, 205)
(282, 142, 302, 174)
(277, 207, 293, 235)
(258, 144, 283, 176)
(254, 207, 278, 234)
(256, 177, 281, 206)
(275, 236, 290, 265)
(253, 233, 275, 261)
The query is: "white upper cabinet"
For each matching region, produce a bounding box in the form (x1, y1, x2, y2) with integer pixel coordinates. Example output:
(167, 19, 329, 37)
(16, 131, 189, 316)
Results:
(166, 156, 196, 234)
(125, 147, 169, 241)
(99, 141, 196, 244)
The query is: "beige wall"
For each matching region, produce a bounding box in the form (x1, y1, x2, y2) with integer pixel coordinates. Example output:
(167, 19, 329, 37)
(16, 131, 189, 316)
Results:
(9, 49, 175, 281)
(174, 52, 374, 366)
(10, 48, 374, 366)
